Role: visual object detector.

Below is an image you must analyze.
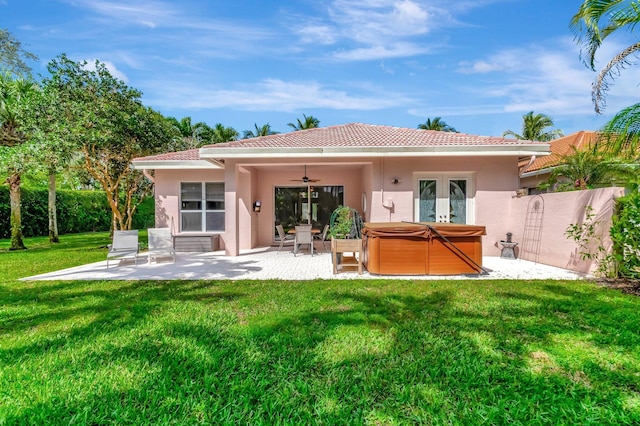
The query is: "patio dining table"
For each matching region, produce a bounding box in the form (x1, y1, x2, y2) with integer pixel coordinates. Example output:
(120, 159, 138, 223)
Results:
(287, 228, 321, 235)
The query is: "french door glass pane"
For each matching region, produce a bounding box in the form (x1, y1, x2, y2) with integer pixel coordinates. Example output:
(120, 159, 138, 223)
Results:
(449, 179, 467, 224)
(419, 180, 437, 222)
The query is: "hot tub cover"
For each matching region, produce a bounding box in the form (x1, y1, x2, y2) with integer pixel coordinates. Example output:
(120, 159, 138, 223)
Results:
(362, 222, 486, 238)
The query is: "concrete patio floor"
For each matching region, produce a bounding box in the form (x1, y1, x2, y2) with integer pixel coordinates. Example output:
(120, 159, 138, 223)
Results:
(21, 247, 589, 281)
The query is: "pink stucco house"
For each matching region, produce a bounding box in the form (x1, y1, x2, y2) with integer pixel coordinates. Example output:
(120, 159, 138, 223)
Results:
(132, 123, 551, 257)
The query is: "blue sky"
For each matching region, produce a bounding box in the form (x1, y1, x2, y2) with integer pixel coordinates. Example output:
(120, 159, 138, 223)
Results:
(4, 0, 640, 137)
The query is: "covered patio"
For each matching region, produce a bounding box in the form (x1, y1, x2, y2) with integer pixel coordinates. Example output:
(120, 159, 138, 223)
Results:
(21, 248, 588, 281)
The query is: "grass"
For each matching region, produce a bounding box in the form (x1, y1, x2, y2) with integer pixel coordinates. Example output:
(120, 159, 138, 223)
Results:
(1, 233, 640, 424)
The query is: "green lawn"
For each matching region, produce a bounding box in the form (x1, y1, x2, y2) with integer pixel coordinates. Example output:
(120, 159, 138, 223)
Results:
(1, 233, 639, 425)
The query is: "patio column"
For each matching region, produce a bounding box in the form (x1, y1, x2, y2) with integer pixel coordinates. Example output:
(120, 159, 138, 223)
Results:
(224, 160, 240, 256)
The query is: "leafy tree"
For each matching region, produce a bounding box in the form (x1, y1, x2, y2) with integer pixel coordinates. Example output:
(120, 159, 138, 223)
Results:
(503, 111, 564, 141)
(0, 29, 38, 78)
(243, 123, 277, 139)
(288, 114, 320, 131)
(538, 146, 636, 192)
(22, 77, 83, 242)
(166, 116, 214, 150)
(0, 73, 38, 249)
(45, 54, 175, 231)
(571, 1, 640, 113)
(211, 123, 239, 143)
(417, 117, 457, 132)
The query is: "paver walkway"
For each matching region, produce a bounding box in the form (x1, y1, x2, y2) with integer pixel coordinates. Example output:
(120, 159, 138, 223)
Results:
(22, 247, 588, 281)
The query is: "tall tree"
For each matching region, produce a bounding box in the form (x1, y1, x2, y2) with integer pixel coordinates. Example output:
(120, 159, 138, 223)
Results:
(0, 29, 39, 77)
(571, 1, 640, 113)
(287, 114, 320, 131)
(45, 54, 175, 231)
(417, 117, 457, 132)
(503, 111, 564, 141)
(23, 78, 80, 243)
(0, 73, 38, 249)
(243, 123, 277, 139)
(211, 123, 239, 142)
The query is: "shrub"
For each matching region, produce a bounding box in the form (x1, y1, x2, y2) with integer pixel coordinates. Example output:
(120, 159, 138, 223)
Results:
(611, 191, 640, 279)
(0, 187, 155, 238)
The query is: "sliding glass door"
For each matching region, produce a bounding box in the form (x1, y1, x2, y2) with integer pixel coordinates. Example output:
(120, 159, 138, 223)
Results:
(274, 185, 344, 235)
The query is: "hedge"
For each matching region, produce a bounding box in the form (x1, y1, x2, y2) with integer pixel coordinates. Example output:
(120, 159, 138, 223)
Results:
(0, 187, 154, 238)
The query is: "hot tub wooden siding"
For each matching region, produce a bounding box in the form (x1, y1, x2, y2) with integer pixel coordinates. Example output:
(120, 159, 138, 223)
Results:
(362, 222, 486, 275)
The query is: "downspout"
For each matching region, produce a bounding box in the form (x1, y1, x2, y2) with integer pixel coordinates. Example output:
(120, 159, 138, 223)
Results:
(381, 158, 393, 209)
(519, 155, 536, 177)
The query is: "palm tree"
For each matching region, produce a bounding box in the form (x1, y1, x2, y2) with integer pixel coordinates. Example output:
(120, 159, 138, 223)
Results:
(211, 123, 239, 143)
(0, 73, 38, 250)
(503, 111, 563, 141)
(598, 102, 640, 162)
(417, 117, 457, 132)
(243, 123, 277, 139)
(287, 114, 320, 131)
(539, 146, 636, 192)
(571, 0, 640, 113)
(166, 116, 215, 149)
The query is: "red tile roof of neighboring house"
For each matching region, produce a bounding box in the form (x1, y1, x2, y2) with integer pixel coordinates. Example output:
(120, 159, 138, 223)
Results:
(520, 131, 598, 174)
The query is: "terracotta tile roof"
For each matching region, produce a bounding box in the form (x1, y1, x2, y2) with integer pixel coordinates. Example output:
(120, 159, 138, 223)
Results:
(134, 123, 549, 165)
(521, 131, 598, 174)
(133, 148, 202, 162)
(204, 122, 538, 149)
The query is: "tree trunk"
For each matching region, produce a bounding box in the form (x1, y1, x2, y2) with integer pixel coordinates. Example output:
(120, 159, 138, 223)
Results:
(8, 173, 26, 250)
(48, 172, 59, 243)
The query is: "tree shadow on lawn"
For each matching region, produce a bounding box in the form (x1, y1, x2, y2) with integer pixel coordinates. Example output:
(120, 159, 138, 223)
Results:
(0, 279, 245, 361)
(2, 279, 640, 424)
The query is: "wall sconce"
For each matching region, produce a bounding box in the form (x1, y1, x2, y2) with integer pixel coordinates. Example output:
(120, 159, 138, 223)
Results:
(253, 201, 261, 213)
(391, 178, 400, 184)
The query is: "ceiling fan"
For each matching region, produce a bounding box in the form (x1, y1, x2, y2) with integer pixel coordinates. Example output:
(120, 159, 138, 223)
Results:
(291, 165, 320, 183)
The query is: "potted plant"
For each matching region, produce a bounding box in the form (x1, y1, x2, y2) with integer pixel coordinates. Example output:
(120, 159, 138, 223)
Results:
(329, 206, 363, 274)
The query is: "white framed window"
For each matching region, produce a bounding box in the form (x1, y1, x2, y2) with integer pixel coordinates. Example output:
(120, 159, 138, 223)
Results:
(180, 182, 225, 232)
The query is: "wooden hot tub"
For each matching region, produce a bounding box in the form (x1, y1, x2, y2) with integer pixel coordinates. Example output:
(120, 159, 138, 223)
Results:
(362, 222, 486, 275)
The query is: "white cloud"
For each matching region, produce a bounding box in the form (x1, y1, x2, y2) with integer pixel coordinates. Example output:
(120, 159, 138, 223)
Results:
(289, 0, 451, 60)
(415, 37, 640, 124)
(144, 78, 413, 112)
(65, 0, 179, 28)
(82, 59, 129, 83)
(333, 42, 430, 61)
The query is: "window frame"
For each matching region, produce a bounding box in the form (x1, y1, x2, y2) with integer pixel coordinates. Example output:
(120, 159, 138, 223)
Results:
(179, 181, 225, 232)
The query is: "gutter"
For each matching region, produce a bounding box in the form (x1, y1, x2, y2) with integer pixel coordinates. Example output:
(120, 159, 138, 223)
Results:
(199, 144, 551, 159)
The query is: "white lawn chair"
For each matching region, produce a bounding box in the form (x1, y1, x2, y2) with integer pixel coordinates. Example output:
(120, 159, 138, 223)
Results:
(294, 225, 314, 256)
(275, 224, 295, 253)
(106, 230, 140, 268)
(147, 227, 176, 264)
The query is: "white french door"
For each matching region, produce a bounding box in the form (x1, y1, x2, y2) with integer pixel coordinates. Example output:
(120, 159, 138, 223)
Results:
(414, 173, 474, 224)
